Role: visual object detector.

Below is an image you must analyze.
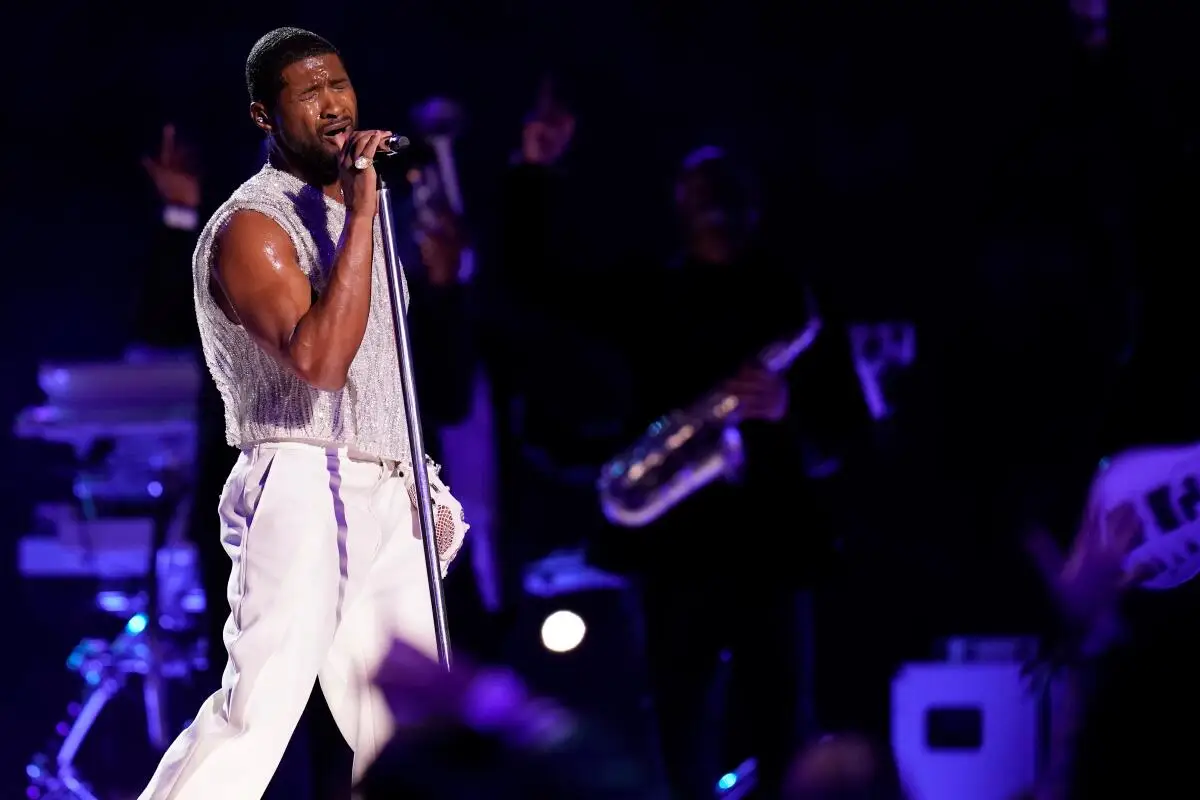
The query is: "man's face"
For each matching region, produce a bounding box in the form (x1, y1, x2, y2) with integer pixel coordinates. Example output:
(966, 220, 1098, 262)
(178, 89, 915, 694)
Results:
(267, 54, 357, 182)
(675, 167, 729, 234)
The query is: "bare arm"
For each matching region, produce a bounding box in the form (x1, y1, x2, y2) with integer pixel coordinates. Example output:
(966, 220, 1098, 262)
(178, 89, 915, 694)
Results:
(210, 130, 392, 391)
(211, 206, 375, 391)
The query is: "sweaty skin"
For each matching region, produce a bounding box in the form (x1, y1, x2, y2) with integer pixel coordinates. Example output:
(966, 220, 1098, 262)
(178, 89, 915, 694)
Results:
(210, 54, 392, 391)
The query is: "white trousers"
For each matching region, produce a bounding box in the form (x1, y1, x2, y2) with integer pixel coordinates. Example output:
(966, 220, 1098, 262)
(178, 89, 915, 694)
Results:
(139, 442, 438, 799)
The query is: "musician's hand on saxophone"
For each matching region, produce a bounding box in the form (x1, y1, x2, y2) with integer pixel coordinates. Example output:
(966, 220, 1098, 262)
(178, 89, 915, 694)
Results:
(723, 364, 789, 423)
(599, 323, 820, 527)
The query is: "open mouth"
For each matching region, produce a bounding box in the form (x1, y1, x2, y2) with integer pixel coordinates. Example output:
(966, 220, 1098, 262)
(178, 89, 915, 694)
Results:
(322, 120, 352, 150)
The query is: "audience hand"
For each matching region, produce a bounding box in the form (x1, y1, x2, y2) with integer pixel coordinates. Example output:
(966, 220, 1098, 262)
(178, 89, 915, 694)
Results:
(726, 365, 789, 423)
(1026, 500, 1150, 649)
(373, 639, 573, 748)
(365, 640, 644, 800)
(372, 639, 470, 728)
(142, 123, 201, 209)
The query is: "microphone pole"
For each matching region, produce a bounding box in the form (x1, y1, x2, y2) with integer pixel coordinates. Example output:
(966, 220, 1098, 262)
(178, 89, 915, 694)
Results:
(376, 148, 453, 671)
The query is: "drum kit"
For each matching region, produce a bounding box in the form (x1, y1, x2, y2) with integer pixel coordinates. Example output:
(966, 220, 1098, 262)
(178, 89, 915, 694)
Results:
(17, 354, 207, 799)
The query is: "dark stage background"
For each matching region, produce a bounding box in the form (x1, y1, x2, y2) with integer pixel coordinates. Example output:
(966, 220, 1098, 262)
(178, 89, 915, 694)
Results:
(3, 1, 1200, 796)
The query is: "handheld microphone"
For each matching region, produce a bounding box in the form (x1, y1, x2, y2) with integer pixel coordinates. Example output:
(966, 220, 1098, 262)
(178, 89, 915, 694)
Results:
(378, 135, 411, 159)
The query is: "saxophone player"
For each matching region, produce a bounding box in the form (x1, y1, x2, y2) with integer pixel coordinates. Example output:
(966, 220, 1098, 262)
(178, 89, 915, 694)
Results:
(615, 146, 864, 799)
(491, 83, 862, 795)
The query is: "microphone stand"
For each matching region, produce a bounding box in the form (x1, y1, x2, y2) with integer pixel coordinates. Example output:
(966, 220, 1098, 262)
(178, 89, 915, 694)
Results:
(378, 174, 453, 671)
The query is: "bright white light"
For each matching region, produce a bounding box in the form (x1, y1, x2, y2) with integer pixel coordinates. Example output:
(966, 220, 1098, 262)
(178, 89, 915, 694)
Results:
(540, 610, 586, 653)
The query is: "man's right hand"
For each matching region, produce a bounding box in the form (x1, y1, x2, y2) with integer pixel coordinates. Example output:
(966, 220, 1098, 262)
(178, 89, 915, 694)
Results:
(339, 129, 393, 218)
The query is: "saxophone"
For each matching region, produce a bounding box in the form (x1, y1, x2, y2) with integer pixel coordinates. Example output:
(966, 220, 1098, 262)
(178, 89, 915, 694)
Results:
(598, 312, 823, 528)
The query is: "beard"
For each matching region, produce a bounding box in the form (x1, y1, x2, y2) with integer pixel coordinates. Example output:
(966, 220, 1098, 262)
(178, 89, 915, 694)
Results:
(295, 139, 340, 185)
(274, 133, 340, 185)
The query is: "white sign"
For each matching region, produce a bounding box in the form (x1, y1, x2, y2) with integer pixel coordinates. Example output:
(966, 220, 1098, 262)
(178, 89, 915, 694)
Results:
(849, 321, 917, 421)
(1090, 441, 1200, 590)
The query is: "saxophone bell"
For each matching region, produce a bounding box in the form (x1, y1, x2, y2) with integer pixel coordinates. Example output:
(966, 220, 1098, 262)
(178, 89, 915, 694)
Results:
(598, 315, 822, 528)
(599, 417, 746, 528)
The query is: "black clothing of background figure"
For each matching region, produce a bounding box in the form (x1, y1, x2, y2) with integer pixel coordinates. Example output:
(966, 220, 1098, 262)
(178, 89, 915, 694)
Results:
(482, 85, 632, 621)
(805, 0, 1138, 746)
(961, 1, 1131, 541)
(616, 147, 862, 800)
(918, 0, 1135, 697)
(1051, 3, 1200, 798)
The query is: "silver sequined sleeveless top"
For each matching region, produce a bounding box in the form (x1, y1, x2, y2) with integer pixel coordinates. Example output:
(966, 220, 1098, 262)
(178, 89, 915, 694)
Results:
(193, 163, 411, 463)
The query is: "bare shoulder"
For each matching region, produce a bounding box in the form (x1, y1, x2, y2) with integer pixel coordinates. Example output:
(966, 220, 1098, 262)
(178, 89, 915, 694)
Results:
(209, 209, 310, 344)
(213, 209, 298, 274)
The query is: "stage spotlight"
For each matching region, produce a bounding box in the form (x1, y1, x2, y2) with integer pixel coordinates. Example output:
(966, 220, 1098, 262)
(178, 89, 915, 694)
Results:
(716, 758, 758, 798)
(540, 609, 586, 653)
(508, 549, 661, 788)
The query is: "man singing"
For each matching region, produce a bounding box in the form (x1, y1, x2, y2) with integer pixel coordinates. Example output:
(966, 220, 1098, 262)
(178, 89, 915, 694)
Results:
(138, 27, 467, 799)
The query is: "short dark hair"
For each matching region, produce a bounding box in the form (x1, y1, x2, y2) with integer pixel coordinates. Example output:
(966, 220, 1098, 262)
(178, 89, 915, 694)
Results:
(246, 27, 339, 107)
(679, 145, 759, 218)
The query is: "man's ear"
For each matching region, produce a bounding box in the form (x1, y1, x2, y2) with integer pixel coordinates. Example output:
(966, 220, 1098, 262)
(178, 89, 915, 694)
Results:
(250, 102, 272, 134)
